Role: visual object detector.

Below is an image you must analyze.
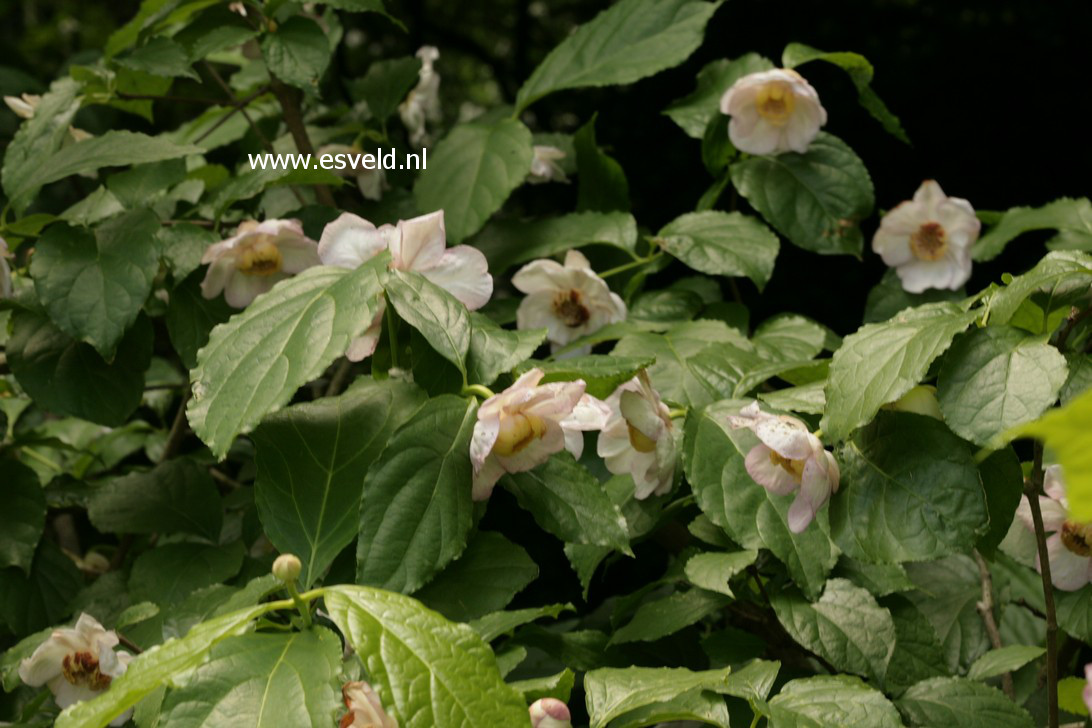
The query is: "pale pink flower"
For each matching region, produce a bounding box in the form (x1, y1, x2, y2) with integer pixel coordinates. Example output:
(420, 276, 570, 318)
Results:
(317, 209, 492, 360)
(728, 402, 839, 533)
(872, 180, 980, 293)
(719, 69, 827, 155)
(19, 614, 133, 725)
(200, 219, 320, 308)
(317, 143, 388, 201)
(399, 46, 441, 148)
(340, 681, 398, 728)
(1016, 465, 1092, 591)
(1, 236, 12, 298)
(597, 372, 677, 499)
(529, 697, 572, 728)
(470, 368, 609, 500)
(528, 145, 568, 184)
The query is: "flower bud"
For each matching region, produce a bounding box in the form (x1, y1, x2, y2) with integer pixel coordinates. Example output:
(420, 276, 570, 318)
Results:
(272, 553, 302, 583)
(529, 698, 572, 728)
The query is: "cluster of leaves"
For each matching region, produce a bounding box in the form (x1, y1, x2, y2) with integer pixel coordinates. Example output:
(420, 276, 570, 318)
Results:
(1, 0, 1092, 726)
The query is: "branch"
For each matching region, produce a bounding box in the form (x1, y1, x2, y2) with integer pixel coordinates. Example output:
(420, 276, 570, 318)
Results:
(159, 390, 192, 464)
(1055, 304, 1092, 352)
(973, 549, 1015, 698)
(1026, 443, 1059, 728)
(268, 77, 336, 207)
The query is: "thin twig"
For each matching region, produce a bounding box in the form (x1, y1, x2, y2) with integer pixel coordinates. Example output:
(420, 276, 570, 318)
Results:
(325, 359, 353, 397)
(268, 76, 336, 207)
(116, 633, 143, 655)
(116, 92, 218, 106)
(1014, 597, 1048, 621)
(159, 390, 192, 464)
(210, 468, 245, 491)
(973, 549, 1015, 698)
(1026, 443, 1060, 728)
(1055, 305, 1092, 352)
(192, 84, 271, 145)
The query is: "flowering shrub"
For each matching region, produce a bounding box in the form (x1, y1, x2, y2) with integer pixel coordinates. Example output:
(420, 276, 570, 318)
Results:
(1, 1, 1092, 727)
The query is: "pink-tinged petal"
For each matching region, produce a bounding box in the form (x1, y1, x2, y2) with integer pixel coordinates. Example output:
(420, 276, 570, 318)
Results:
(223, 271, 280, 308)
(752, 415, 814, 460)
(277, 237, 321, 274)
(1044, 465, 1068, 502)
(317, 212, 388, 269)
(1083, 664, 1092, 714)
(512, 259, 567, 294)
(877, 199, 929, 237)
(472, 457, 506, 501)
(346, 311, 383, 362)
(872, 232, 914, 268)
(421, 246, 493, 309)
(744, 444, 799, 496)
(1043, 533, 1092, 591)
(726, 105, 760, 139)
(529, 697, 572, 728)
(1039, 497, 1069, 532)
(498, 423, 566, 470)
(199, 258, 235, 300)
(393, 210, 445, 271)
(201, 236, 240, 264)
(564, 394, 611, 432)
(563, 427, 585, 459)
(787, 456, 834, 533)
(471, 413, 502, 472)
(524, 381, 586, 420)
(597, 423, 631, 459)
(620, 390, 664, 441)
(783, 104, 821, 153)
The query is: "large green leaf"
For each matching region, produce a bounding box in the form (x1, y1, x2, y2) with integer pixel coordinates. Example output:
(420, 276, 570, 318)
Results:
(583, 666, 732, 728)
(975, 447, 1025, 557)
(413, 119, 533, 244)
(766, 675, 902, 727)
(254, 378, 425, 587)
(466, 313, 547, 387)
(684, 551, 758, 598)
(904, 556, 988, 672)
(0, 540, 83, 636)
(882, 595, 950, 694)
(386, 269, 471, 375)
(895, 677, 1034, 728)
(165, 270, 234, 369)
(472, 211, 638, 274)
(356, 395, 477, 593)
(350, 55, 421, 121)
(129, 542, 245, 605)
(158, 628, 342, 727)
(324, 584, 529, 727)
(664, 54, 774, 139)
(609, 589, 729, 645)
(937, 326, 1068, 446)
(606, 689, 730, 728)
(574, 114, 629, 213)
(966, 645, 1044, 681)
(984, 250, 1092, 326)
(0, 460, 46, 574)
(516, 354, 654, 400)
(730, 132, 874, 257)
(1, 78, 81, 213)
(187, 257, 388, 459)
(973, 197, 1092, 261)
(261, 16, 331, 89)
(514, 0, 722, 113)
(658, 211, 779, 290)
(822, 302, 977, 441)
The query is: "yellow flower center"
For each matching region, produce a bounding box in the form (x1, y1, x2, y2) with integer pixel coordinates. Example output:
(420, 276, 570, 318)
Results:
(769, 450, 806, 483)
(492, 412, 547, 457)
(755, 81, 796, 126)
(62, 651, 112, 691)
(553, 290, 591, 327)
(909, 222, 948, 262)
(236, 234, 284, 276)
(627, 422, 657, 453)
(1061, 520, 1092, 557)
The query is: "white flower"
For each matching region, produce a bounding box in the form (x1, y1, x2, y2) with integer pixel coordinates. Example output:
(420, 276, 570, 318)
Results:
(597, 372, 677, 499)
(470, 368, 609, 501)
(719, 68, 827, 155)
(1016, 465, 1092, 591)
(317, 143, 388, 201)
(728, 402, 840, 533)
(399, 46, 441, 148)
(200, 219, 321, 308)
(529, 698, 572, 728)
(4, 93, 40, 120)
(512, 250, 626, 351)
(528, 145, 568, 184)
(340, 681, 398, 728)
(18, 613, 133, 725)
(1, 236, 12, 299)
(871, 180, 980, 293)
(318, 210, 492, 360)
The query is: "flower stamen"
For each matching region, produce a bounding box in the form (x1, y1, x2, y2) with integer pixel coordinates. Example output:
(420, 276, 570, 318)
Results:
(769, 449, 806, 482)
(909, 221, 949, 262)
(61, 652, 111, 691)
(236, 235, 284, 275)
(553, 290, 591, 327)
(1062, 521, 1092, 557)
(755, 81, 796, 126)
(493, 412, 547, 457)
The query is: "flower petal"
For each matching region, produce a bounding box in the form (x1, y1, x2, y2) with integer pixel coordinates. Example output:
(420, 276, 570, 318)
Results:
(420, 246, 493, 310)
(1043, 533, 1092, 591)
(787, 455, 834, 533)
(318, 212, 388, 269)
(392, 210, 445, 271)
(744, 444, 799, 495)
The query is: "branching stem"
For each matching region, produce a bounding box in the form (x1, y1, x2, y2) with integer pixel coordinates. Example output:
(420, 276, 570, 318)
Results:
(1026, 442, 1059, 728)
(973, 549, 1015, 698)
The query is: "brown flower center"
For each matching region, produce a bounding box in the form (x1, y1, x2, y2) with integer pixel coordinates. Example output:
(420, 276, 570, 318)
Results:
(493, 412, 547, 457)
(553, 290, 591, 327)
(755, 81, 796, 126)
(1061, 521, 1092, 557)
(909, 221, 948, 262)
(236, 234, 284, 276)
(61, 651, 112, 691)
(627, 423, 657, 453)
(769, 450, 806, 483)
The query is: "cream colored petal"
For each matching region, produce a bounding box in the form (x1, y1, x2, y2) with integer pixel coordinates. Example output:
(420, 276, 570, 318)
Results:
(277, 237, 321, 274)
(895, 258, 962, 293)
(420, 246, 493, 309)
(563, 249, 592, 271)
(752, 415, 814, 460)
(744, 444, 799, 496)
(731, 118, 782, 156)
(392, 210, 445, 271)
(223, 271, 281, 308)
(318, 212, 388, 269)
(512, 259, 567, 294)
(912, 180, 948, 215)
(1044, 533, 1092, 591)
(18, 640, 68, 687)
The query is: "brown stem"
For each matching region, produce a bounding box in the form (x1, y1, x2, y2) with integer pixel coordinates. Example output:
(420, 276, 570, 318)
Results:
(324, 359, 354, 398)
(973, 549, 1015, 698)
(268, 76, 336, 207)
(159, 390, 192, 464)
(1026, 443, 1059, 728)
(116, 632, 143, 655)
(116, 92, 217, 106)
(192, 85, 272, 144)
(1055, 305, 1092, 352)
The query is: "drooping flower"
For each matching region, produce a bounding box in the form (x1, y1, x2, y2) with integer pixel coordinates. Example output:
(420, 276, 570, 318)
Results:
(19, 613, 133, 725)
(200, 219, 321, 308)
(529, 697, 572, 728)
(4, 93, 40, 120)
(728, 402, 840, 533)
(317, 143, 388, 201)
(1, 236, 12, 299)
(512, 250, 626, 352)
(528, 145, 568, 184)
(719, 68, 827, 155)
(871, 180, 980, 293)
(1016, 465, 1092, 591)
(339, 681, 398, 728)
(597, 371, 677, 500)
(399, 46, 441, 148)
(470, 368, 610, 501)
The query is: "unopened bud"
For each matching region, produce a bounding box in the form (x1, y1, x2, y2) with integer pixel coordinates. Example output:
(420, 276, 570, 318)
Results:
(529, 698, 571, 728)
(272, 553, 302, 583)
(884, 384, 942, 420)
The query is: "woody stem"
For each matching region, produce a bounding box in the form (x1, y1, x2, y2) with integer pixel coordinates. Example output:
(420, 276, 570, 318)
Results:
(1026, 442, 1059, 728)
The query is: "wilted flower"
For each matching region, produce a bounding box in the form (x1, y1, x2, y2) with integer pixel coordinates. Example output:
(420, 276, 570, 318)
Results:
(512, 250, 626, 352)
(597, 372, 677, 499)
(19, 614, 133, 724)
(318, 210, 492, 360)
(529, 697, 572, 728)
(470, 368, 609, 500)
(4, 93, 40, 119)
(200, 219, 321, 308)
(317, 143, 388, 201)
(339, 681, 398, 728)
(872, 180, 980, 293)
(719, 68, 827, 155)
(399, 46, 441, 148)
(1, 236, 12, 299)
(528, 145, 568, 184)
(1016, 465, 1092, 591)
(728, 402, 839, 533)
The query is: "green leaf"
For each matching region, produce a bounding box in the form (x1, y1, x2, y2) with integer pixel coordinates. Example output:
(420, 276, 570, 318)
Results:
(0, 539, 83, 636)
(766, 675, 902, 728)
(683, 400, 837, 599)
(1061, 353, 1092, 405)
(975, 447, 1025, 557)
(610, 589, 729, 645)
(752, 313, 840, 361)
(159, 222, 219, 282)
(517, 354, 654, 399)
(759, 380, 827, 415)
(730, 132, 874, 256)
(771, 579, 895, 684)
(117, 37, 198, 80)
(904, 556, 988, 672)
(607, 689, 730, 728)
(386, 269, 471, 375)
(864, 268, 965, 324)
(470, 603, 574, 642)
(514, 0, 722, 113)
(261, 16, 331, 89)
(822, 302, 977, 441)
(2, 78, 81, 214)
(895, 677, 1034, 728)
(973, 198, 1092, 261)
(1059, 676, 1091, 717)
(165, 270, 234, 370)
(351, 55, 421, 121)
(509, 669, 576, 704)
(782, 43, 908, 143)
(502, 453, 630, 551)
(881, 595, 950, 694)
(723, 659, 780, 703)
(87, 457, 222, 541)
(158, 628, 342, 727)
(629, 289, 702, 325)
(0, 459, 46, 573)
(658, 211, 779, 290)
(683, 550, 758, 598)
(414, 119, 534, 244)
(357, 395, 477, 593)
(583, 666, 732, 728)
(31, 211, 161, 357)
(985, 250, 1092, 326)
(413, 531, 538, 622)
(966, 645, 1044, 681)
(466, 313, 547, 387)
(472, 211, 638, 274)
(187, 257, 388, 459)
(831, 411, 986, 563)
(937, 326, 1068, 446)
(664, 54, 774, 139)
(574, 115, 629, 213)
(129, 542, 245, 605)
(324, 584, 530, 726)
(8, 310, 153, 427)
